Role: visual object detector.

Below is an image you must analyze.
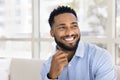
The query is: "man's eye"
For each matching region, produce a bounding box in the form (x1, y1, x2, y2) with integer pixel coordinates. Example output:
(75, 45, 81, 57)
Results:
(72, 25, 78, 28)
(58, 26, 65, 30)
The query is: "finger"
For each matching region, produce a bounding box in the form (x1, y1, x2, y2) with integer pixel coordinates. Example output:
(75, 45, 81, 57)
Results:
(56, 53, 68, 60)
(59, 57, 68, 62)
(54, 50, 68, 58)
(59, 58, 68, 66)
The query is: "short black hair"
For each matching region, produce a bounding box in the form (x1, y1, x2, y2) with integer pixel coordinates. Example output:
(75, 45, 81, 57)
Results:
(48, 6, 77, 28)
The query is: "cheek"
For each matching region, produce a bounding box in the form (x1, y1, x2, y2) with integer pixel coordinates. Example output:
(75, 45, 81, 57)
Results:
(76, 29, 80, 35)
(54, 30, 64, 37)
(54, 32, 64, 41)
(54, 33, 61, 39)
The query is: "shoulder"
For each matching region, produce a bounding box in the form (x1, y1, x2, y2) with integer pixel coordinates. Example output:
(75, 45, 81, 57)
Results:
(76, 42, 110, 59)
(79, 42, 111, 62)
(83, 43, 113, 68)
(81, 42, 109, 55)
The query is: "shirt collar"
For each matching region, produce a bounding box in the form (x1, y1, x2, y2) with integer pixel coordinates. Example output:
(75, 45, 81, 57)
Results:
(75, 41, 85, 58)
(55, 41, 85, 58)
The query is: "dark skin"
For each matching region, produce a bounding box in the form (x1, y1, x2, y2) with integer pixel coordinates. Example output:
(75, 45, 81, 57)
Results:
(48, 13, 80, 79)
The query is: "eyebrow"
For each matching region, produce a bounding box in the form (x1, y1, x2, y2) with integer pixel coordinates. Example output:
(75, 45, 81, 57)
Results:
(71, 22, 78, 24)
(56, 21, 78, 27)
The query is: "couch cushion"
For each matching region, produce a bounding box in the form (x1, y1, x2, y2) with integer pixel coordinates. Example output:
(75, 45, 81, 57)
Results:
(10, 58, 43, 80)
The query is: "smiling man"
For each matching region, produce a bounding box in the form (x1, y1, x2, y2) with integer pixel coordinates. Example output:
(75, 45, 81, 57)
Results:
(41, 6, 117, 80)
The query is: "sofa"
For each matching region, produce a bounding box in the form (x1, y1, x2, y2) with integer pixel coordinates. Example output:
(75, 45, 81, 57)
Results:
(10, 58, 120, 80)
(9, 58, 43, 80)
(0, 58, 119, 80)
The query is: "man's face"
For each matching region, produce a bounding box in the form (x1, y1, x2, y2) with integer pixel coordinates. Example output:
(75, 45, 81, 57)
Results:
(50, 13, 81, 51)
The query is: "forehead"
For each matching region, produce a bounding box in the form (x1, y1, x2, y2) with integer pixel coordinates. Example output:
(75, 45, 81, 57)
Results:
(54, 13, 77, 23)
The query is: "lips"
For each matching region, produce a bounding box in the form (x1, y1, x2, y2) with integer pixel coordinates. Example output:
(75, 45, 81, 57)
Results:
(63, 36, 76, 43)
(65, 37, 74, 41)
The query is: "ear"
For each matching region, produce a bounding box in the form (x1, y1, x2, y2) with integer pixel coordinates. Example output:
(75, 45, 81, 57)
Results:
(50, 29, 54, 37)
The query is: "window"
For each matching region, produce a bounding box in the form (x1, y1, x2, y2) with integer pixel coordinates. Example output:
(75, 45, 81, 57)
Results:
(0, 0, 32, 58)
(116, 0, 120, 65)
(39, 0, 120, 66)
(0, 0, 119, 65)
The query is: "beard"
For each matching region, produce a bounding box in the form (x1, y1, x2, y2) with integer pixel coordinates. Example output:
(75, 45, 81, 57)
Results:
(54, 35, 80, 51)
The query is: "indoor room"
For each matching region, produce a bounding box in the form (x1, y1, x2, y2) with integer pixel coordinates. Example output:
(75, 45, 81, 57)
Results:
(0, 0, 120, 80)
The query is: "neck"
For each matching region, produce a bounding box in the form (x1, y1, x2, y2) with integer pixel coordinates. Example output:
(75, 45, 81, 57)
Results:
(64, 50, 75, 62)
(57, 46, 76, 62)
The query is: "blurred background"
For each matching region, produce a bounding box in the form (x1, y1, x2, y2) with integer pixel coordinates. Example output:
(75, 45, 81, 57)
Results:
(0, 0, 120, 65)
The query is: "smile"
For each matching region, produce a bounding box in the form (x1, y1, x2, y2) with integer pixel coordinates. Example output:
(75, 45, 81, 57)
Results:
(63, 36, 76, 43)
(65, 37, 74, 41)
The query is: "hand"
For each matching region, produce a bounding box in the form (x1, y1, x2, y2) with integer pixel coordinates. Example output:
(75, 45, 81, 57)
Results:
(48, 50, 68, 79)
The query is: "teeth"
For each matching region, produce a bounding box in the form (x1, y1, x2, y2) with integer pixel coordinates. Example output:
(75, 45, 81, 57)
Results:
(65, 37, 74, 41)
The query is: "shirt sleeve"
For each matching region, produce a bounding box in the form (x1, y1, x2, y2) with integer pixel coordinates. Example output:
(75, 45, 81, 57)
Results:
(94, 50, 117, 80)
(41, 58, 52, 80)
(40, 57, 57, 80)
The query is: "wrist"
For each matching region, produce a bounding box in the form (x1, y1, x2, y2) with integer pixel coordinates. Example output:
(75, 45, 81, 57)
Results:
(47, 73, 58, 79)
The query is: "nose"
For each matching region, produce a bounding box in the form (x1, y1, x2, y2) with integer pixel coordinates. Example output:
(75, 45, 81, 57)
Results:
(65, 28, 74, 36)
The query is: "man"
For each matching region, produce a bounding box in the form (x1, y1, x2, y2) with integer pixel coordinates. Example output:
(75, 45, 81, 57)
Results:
(41, 6, 117, 80)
